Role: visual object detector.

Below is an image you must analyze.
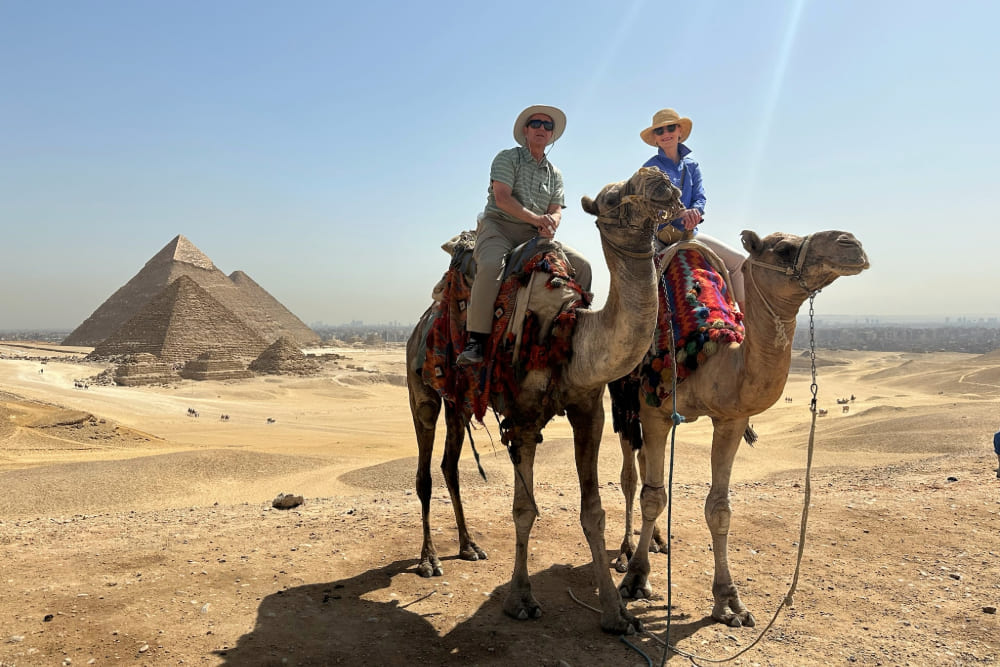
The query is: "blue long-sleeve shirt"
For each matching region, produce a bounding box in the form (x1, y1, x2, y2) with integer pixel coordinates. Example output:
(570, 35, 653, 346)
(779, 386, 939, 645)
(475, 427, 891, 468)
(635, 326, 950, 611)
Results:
(643, 143, 706, 232)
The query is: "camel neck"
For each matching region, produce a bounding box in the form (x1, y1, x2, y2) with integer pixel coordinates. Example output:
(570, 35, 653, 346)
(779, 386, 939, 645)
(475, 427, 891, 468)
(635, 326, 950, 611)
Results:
(738, 278, 802, 404)
(565, 240, 657, 388)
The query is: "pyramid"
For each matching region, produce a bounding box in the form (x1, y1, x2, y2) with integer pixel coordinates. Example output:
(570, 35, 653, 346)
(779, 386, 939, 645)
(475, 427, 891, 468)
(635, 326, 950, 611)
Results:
(249, 336, 320, 375)
(64, 235, 319, 347)
(179, 351, 254, 381)
(88, 275, 268, 363)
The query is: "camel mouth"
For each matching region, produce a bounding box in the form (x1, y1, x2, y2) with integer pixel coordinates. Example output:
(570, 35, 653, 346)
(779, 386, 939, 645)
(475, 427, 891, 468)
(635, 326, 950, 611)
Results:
(831, 257, 870, 276)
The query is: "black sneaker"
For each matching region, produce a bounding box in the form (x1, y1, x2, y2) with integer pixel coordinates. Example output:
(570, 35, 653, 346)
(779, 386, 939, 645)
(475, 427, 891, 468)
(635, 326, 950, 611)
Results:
(456, 338, 484, 365)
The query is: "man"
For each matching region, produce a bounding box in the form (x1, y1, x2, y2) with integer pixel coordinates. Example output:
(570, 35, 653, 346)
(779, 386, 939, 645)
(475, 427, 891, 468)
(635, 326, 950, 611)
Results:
(457, 105, 592, 365)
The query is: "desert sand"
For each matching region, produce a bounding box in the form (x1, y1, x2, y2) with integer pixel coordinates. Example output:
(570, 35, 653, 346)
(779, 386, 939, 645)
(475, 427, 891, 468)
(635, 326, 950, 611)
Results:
(1, 341, 998, 666)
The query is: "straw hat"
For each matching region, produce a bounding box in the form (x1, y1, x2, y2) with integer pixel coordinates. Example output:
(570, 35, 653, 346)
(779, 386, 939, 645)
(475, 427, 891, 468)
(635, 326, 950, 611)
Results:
(514, 105, 566, 147)
(640, 108, 693, 146)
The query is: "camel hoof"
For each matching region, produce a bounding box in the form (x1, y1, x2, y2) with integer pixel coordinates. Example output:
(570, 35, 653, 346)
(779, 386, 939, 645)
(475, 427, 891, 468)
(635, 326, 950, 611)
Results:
(460, 544, 488, 561)
(600, 609, 643, 635)
(618, 573, 653, 600)
(512, 606, 542, 621)
(717, 611, 755, 628)
(504, 592, 542, 621)
(614, 554, 629, 573)
(416, 558, 443, 578)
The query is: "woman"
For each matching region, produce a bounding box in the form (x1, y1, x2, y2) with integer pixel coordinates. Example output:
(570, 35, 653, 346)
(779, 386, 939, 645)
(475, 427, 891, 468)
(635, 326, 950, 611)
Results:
(640, 108, 745, 308)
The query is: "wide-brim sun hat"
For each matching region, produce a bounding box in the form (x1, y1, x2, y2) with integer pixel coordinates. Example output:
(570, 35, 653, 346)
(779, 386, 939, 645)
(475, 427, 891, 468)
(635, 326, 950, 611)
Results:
(640, 108, 693, 146)
(514, 105, 566, 147)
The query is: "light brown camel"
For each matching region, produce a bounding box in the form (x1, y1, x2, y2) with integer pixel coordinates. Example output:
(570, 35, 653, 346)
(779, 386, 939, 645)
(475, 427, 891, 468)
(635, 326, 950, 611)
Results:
(614, 229, 869, 627)
(406, 167, 682, 634)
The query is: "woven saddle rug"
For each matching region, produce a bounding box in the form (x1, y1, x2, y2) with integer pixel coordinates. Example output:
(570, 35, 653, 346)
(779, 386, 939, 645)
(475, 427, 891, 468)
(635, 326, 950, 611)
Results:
(419, 232, 591, 423)
(611, 240, 744, 443)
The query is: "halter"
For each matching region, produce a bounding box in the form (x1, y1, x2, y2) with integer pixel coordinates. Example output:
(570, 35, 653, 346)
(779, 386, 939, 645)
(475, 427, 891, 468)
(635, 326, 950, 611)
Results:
(744, 235, 818, 349)
(745, 234, 815, 294)
(591, 171, 674, 261)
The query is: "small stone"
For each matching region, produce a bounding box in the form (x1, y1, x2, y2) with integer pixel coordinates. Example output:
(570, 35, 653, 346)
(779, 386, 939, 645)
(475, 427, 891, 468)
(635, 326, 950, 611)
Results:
(983, 606, 997, 614)
(946, 476, 958, 482)
(949, 573, 962, 581)
(139, 644, 149, 653)
(43, 614, 54, 622)
(272, 493, 304, 510)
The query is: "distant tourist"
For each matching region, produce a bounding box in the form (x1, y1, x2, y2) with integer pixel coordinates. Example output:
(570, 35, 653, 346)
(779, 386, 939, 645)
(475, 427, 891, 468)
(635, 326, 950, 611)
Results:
(994, 430, 1000, 479)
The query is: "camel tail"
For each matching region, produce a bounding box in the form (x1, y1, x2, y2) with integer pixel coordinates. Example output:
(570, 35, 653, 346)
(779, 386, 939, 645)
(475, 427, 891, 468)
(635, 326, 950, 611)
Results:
(465, 422, 488, 480)
(608, 377, 643, 450)
(743, 425, 758, 447)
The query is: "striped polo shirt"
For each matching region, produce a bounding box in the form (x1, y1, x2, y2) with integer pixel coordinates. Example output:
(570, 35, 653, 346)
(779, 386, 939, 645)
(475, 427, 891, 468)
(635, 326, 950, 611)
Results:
(483, 146, 565, 224)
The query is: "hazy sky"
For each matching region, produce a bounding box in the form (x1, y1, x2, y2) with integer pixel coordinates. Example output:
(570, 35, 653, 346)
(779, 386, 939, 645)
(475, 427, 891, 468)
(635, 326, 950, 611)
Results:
(2, 0, 998, 330)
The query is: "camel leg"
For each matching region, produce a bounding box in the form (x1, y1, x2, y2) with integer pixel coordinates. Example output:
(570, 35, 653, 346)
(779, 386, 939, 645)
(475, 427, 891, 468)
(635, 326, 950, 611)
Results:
(411, 382, 444, 578)
(638, 448, 670, 554)
(616, 434, 637, 573)
(441, 404, 487, 562)
(617, 443, 670, 573)
(569, 400, 641, 634)
(706, 417, 756, 628)
(503, 439, 542, 621)
(619, 404, 671, 600)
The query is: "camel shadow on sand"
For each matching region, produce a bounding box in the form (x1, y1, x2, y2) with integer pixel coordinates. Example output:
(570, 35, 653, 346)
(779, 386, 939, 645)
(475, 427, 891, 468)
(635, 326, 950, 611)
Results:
(216, 558, 717, 666)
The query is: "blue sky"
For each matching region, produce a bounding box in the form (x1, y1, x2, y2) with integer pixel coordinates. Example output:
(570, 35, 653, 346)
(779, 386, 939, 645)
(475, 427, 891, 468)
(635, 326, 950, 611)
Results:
(2, 0, 998, 330)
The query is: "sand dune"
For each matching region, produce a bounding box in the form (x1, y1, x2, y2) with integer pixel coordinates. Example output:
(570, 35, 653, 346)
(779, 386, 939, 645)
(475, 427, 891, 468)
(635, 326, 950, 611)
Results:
(1, 343, 998, 665)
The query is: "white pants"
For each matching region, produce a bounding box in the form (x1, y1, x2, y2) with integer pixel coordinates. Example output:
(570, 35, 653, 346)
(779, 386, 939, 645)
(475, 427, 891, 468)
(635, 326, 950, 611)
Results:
(696, 233, 746, 305)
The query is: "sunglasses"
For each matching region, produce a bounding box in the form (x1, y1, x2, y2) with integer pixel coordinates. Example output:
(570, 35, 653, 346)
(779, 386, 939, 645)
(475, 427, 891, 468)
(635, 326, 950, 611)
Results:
(526, 119, 555, 131)
(653, 124, 679, 135)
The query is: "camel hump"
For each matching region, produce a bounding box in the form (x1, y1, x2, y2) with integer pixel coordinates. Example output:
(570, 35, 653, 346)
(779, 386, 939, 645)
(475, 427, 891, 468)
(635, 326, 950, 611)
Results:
(655, 238, 728, 281)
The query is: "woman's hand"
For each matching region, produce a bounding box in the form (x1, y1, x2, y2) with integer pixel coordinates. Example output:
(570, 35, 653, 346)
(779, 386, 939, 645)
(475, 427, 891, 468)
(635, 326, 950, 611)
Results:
(681, 208, 703, 230)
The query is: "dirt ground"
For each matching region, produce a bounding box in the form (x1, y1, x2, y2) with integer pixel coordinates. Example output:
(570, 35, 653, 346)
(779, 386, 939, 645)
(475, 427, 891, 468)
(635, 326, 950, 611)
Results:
(1, 342, 998, 666)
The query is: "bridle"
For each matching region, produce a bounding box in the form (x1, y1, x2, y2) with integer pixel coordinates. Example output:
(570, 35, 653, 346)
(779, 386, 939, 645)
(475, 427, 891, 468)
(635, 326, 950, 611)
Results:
(744, 234, 818, 349)
(591, 171, 676, 261)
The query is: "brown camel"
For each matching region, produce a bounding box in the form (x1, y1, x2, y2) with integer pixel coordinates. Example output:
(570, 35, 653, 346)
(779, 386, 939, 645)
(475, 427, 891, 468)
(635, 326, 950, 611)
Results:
(406, 167, 683, 634)
(614, 229, 869, 627)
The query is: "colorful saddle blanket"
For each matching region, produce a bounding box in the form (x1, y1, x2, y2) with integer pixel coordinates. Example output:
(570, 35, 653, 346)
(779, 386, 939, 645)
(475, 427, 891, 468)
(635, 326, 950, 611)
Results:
(419, 233, 591, 422)
(610, 242, 744, 443)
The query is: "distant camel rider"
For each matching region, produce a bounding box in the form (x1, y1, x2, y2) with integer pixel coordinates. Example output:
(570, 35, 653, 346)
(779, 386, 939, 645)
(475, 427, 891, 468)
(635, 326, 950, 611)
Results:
(457, 104, 592, 365)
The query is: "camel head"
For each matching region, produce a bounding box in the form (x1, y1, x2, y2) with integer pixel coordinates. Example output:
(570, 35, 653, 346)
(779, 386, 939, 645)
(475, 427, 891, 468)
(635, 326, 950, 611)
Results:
(581, 167, 683, 255)
(741, 229, 870, 301)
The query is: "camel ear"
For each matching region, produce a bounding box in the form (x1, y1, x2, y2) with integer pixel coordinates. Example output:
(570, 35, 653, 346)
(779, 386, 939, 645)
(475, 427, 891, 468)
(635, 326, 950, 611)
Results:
(741, 230, 762, 254)
(581, 195, 598, 216)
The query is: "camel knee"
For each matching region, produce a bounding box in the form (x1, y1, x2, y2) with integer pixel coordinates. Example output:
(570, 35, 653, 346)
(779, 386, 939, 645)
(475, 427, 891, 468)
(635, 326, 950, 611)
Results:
(705, 498, 732, 535)
(639, 485, 667, 522)
(415, 402, 439, 431)
(512, 505, 537, 530)
(579, 505, 606, 539)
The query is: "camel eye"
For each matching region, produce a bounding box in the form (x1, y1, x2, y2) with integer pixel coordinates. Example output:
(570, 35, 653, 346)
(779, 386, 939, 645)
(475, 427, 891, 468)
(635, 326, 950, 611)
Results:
(772, 241, 798, 263)
(605, 189, 621, 208)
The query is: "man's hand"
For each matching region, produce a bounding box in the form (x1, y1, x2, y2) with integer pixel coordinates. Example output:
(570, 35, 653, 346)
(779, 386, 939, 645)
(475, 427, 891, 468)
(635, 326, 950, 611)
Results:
(537, 213, 559, 238)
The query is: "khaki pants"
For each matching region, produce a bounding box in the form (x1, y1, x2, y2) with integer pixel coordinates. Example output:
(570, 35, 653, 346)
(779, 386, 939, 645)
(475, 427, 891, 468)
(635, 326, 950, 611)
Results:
(466, 215, 592, 335)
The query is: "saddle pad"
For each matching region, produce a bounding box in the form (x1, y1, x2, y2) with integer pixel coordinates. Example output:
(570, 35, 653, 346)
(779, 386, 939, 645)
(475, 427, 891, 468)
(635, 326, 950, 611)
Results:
(610, 245, 744, 444)
(420, 246, 589, 422)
